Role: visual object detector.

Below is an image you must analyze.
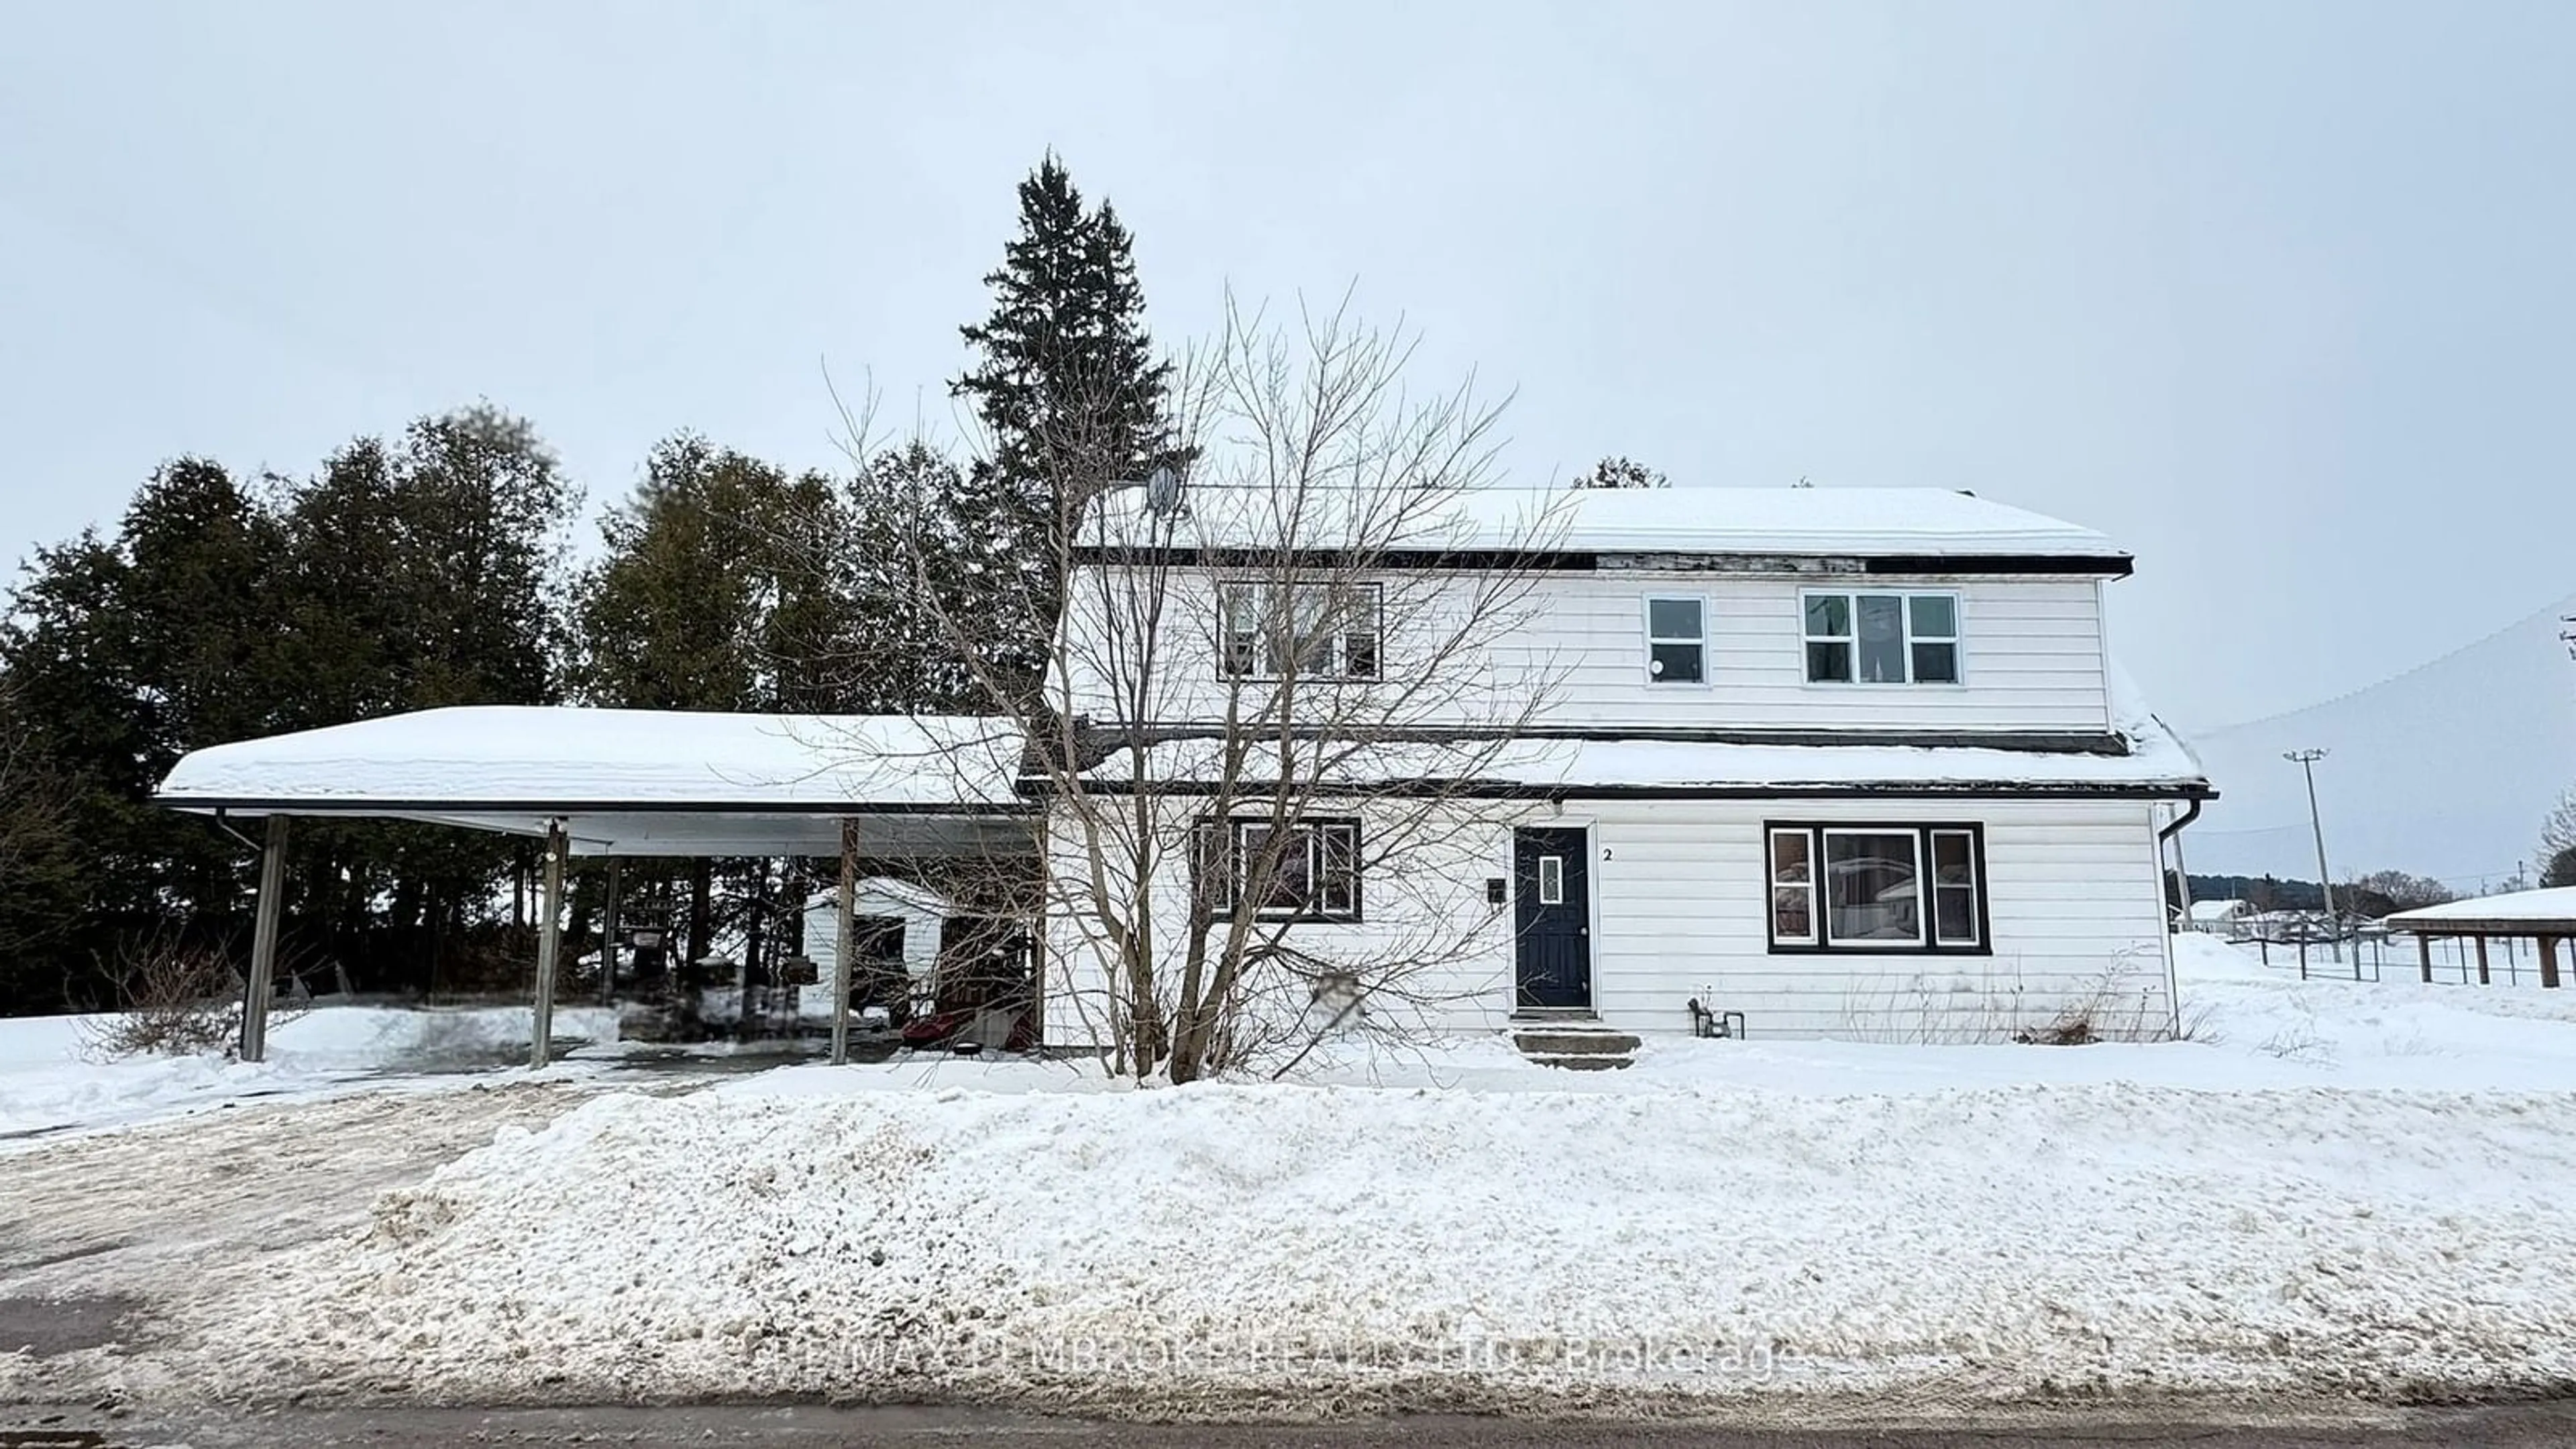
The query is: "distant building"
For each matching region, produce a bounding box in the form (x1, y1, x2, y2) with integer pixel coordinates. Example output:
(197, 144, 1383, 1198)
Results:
(2186, 899, 2251, 932)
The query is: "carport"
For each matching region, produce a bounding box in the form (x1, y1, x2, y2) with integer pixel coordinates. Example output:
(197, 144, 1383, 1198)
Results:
(2383, 885, 2576, 989)
(154, 706, 1038, 1065)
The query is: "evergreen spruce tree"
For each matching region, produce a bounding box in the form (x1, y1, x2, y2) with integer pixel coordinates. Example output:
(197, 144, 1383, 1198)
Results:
(0, 459, 297, 1009)
(843, 439, 982, 715)
(0, 407, 581, 1010)
(1570, 455, 1669, 489)
(574, 435, 867, 973)
(274, 406, 578, 990)
(949, 152, 1177, 707)
(575, 435, 767, 712)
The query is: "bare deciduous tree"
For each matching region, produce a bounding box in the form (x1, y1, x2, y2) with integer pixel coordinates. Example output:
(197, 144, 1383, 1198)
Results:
(2545, 788, 2576, 860)
(2343, 869, 2455, 916)
(851, 297, 1575, 1082)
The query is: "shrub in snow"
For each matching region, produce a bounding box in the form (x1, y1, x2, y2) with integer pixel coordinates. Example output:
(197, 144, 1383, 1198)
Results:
(78, 936, 304, 1059)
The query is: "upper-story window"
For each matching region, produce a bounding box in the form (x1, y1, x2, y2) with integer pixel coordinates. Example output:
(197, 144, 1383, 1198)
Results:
(1803, 590, 1961, 685)
(1218, 582, 1381, 681)
(1644, 596, 1705, 684)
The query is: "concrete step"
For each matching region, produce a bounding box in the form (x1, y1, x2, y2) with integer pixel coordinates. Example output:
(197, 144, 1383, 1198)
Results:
(1523, 1053, 1633, 1071)
(1510, 1029, 1643, 1057)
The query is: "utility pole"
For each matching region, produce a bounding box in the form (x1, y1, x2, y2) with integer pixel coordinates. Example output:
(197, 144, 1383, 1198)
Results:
(2286, 749, 2339, 961)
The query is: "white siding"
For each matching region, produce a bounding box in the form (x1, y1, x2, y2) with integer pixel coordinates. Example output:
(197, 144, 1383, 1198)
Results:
(800, 883, 948, 1004)
(1042, 796, 2175, 1049)
(1054, 567, 2112, 736)
(1497, 574, 2110, 733)
(1039, 797, 1519, 1049)
(1579, 798, 2174, 1041)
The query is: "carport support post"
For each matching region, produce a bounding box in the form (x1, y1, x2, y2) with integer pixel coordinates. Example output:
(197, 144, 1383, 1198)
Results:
(238, 814, 290, 1063)
(2418, 933, 2433, 984)
(531, 819, 568, 1069)
(2544, 935, 2563, 991)
(600, 857, 623, 1008)
(832, 818, 858, 1065)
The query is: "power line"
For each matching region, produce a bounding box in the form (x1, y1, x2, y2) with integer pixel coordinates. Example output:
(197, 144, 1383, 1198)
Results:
(2194, 590, 2576, 737)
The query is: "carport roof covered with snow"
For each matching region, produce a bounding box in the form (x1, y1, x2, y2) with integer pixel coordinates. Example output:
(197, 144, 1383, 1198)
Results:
(155, 706, 1041, 1069)
(2382, 886, 2576, 989)
(155, 705, 1037, 857)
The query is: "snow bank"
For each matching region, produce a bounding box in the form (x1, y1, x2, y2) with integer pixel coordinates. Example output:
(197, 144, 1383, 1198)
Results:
(211, 1079, 2576, 1415)
(0, 1003, 619, 1140)
(193, 940, 2576, 1415)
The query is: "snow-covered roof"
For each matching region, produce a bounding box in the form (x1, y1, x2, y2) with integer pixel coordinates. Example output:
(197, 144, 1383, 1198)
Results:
(1087, 661, 2207, 797)
(2188, 899, 2251, 922)
(1091, 720, 2207, 798)
(155, 708, 1036, 859)
(158, 707, 1023, 810)
(2384, 887, 2576, 932)
(1087, 484, 2125, 562)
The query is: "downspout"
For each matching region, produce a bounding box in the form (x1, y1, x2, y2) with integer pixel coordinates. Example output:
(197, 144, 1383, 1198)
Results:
(2159, 794, 2203, 923)
(212, 806, 264, 855)
(2154, 795, 2206, 1040)
(2157, 794, 2204, 843)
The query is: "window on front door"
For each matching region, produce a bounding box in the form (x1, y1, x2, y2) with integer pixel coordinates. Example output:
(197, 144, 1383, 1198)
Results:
(1802, 591, 1961, 684)
(1765, 822, 1987, 952)
(1218, 582, 1381, 682)
(1645, 596, 1705, 684)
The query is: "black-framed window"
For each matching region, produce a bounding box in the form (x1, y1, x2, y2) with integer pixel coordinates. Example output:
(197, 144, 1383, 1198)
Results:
(1217, 582, 1381, 681)
(1193, 816, 1362, 922)
(1644, 595, 1705, 684)
(1802, 590, 1962, 684)
(1766, 822, 1987, 953)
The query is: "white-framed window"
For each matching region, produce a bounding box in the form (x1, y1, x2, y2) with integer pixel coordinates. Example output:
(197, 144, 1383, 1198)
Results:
(1644, 595, 1705, 684)
(1537, 854, 1566, 905)
(1193, 816, 1363, 922)
(1802, 590, 1962, 685)
(1927, 827, 1981, 947)
(1767, 827, 1817, 945)
(1218, 582, 1381, 681)
(1764, 822, 1987, 952)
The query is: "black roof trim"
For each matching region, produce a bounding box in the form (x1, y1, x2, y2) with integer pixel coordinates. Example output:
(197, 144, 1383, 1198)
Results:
(1864, 553, 2133, 578)
(1095, 724, 2133, 757)
(1071, 546, 1603, 572)
(1052, 780, 2215, 802)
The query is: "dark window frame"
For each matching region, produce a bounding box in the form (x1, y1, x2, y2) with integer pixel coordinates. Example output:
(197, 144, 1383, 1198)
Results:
(1763, 820, 1990, 955)
(1191, 814, 1365, 924)
(1216, 580, 1385, 683)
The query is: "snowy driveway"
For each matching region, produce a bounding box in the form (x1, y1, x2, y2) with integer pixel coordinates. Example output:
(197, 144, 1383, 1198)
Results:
(0, 1075, 664, 1403)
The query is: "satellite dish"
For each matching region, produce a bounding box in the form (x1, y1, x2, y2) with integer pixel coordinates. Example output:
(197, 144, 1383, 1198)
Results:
(1144, 465, 1185, 515)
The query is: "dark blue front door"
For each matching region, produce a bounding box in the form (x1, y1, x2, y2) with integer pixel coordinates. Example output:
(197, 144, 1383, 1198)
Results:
(1514, 826, 1591, 1010)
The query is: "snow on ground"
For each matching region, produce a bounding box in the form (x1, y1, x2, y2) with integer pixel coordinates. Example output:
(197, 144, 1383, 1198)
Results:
(53, 935, 2561, 1419)
(0, 1002, 619, 1141)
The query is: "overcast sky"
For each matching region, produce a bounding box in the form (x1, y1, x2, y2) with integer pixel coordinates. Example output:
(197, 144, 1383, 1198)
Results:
(3, 1, 2570, 729)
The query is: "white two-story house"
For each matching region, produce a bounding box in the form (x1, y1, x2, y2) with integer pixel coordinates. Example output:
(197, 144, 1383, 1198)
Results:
(1034, 482, 2209, 1051)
